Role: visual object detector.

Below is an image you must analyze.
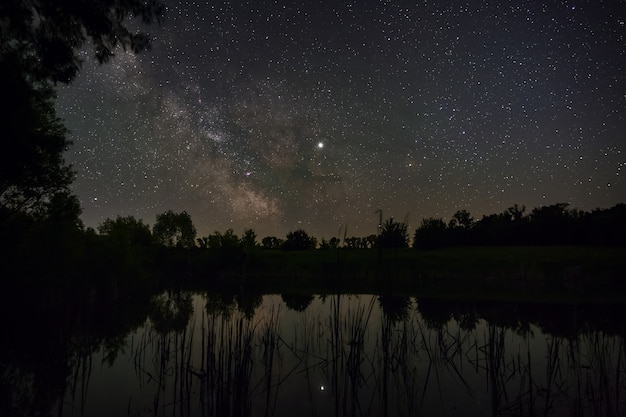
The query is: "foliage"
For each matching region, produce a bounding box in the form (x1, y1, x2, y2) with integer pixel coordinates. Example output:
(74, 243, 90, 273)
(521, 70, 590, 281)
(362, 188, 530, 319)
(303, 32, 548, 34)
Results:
(0, 0, 164, 84)
(149, 291, 193, 334)
(0, 0, 163, 221)
(39, 191, 83, 227)
(98, 215, 152, 246)
(261, 236, 284, 250)
(411, 203, 626, 249)
(0, 63, 74, 217)
(153, 210, 196, 248)
(344, 235, 377, 249)
(451, 209, 473, 229)
(318, 236, 343, 249)
(413, 217, 448, 250)
(0, 190, 84, 278)
(283, 229, 317, 251)
(240, 228, 258, 249)
(377, 218, 409, 249)
(378, 295, 411, 321)
(281, 294, 315, 312)
(201, 229, 239, 250)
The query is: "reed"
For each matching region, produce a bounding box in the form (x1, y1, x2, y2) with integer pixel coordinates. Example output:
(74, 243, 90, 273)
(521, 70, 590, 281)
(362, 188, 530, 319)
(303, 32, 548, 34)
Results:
(116, 291, 626, 416)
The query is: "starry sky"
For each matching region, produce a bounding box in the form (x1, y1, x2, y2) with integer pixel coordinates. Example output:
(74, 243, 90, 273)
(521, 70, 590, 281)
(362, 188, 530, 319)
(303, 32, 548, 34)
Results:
(56, 0, 625, 240)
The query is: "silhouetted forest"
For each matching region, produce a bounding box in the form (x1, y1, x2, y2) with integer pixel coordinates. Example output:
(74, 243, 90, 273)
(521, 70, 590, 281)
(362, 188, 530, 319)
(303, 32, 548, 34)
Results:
(412, 203, 626, 249)
(2, 202, 625, 289)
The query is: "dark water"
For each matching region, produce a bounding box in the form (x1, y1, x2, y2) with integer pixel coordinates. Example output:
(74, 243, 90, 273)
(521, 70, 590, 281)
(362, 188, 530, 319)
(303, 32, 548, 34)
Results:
(3, 291, 626, 416)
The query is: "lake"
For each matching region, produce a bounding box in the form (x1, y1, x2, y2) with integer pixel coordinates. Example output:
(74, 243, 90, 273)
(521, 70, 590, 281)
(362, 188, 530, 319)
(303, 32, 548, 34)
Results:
(3, 291, 625, 416)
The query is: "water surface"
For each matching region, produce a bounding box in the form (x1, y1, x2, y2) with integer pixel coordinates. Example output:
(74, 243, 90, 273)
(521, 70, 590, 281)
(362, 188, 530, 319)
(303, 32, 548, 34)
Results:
(4, 292, 625, 416)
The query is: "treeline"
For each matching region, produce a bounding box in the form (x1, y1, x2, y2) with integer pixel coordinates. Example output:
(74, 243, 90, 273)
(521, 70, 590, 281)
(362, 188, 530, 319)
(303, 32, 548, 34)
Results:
(413, 203, 626, 249)
(2, 202, 625, 286)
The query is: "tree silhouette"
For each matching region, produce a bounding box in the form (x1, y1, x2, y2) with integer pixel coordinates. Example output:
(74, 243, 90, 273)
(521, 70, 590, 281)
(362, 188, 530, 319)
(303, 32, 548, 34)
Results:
(149, 291, 193, 334)
(378, 295, 411, 321)
(329, 236, 341, 249)
(507, 204, 526, 221)
(0, 67, 74, 218)
(281, 294, 315, 312)
(96, 215, 153, 270)
(98, 216, 152, 247)
(377, 218, 409, 248)
(447, 210, 474, 245)
(205, 229, 239, 250)
(452, 210, 473, 229)
(412, 217, 448, 250)
(1, 0, 163, 84)
(0, 0, 163, 220)
(261, 236, 283, 249)
(529, 203, 573, 244)
(153, 210, 196, 248)
(240, 228, 258, 249)
(283, 229, 316, 250)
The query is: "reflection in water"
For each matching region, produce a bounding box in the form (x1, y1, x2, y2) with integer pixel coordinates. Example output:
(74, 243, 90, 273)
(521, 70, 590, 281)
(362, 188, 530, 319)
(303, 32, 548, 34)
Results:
(2, 292, 625, 416)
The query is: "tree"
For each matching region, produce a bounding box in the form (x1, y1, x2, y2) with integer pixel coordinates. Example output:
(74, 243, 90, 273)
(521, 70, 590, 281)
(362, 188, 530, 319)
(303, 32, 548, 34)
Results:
(0, 0, 163, 219)
(413, 218, 448, 250)
(0, 66, 74, 217)
(240, 229, 258, 249)
(283, 229, 316, 251)
(97, 215, 152, 268)
(507, 204, 526, 221)
(196, 236, 210, 249)
(452, 210, 473, 229)
(261, 236, 283, 249)
(447, 210, 474, 245)
(153, 210, 196, 248)
(377, 218, 409, 249)
(281, 294, 315, 312)
(0, 0, 164, 84)
(98, 215, 152, 247)
(529, 203, 573, 244)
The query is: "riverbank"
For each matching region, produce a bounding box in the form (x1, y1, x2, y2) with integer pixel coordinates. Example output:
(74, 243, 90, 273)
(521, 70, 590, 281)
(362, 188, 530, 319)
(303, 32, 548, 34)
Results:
(191, 245, 626, 302)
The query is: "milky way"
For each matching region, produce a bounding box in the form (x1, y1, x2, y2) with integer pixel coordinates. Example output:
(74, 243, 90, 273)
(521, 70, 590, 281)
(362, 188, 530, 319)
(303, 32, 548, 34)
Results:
(56, 0, 625, 239)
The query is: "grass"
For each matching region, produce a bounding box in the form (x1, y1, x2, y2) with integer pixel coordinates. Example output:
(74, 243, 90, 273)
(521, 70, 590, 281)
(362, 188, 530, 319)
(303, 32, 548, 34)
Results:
(245, 245, 625, 275)
(198, 245, 626, 303)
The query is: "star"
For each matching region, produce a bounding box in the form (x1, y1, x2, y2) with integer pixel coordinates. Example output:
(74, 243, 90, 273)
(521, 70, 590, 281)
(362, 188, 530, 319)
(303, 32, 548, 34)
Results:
(55, 0, 625, 239)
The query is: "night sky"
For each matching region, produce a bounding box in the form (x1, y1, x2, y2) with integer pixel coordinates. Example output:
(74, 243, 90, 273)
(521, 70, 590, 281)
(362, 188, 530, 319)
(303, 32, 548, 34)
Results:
(56, 0, 625, 239)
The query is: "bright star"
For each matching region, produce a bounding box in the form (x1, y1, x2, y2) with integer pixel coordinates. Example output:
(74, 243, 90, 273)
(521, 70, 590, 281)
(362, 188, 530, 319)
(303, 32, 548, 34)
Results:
(317, 142, 324, 149)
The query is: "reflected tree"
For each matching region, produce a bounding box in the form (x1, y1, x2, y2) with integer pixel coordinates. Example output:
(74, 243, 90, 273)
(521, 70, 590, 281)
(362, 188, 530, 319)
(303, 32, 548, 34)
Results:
(205, 291, 237, 317)
(378, 295, 411, 322)
(281, 294, 315, 312)
(235, 291, 263, 319)
(149, 291, 193, 334)
(416, 298, 452, 329)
